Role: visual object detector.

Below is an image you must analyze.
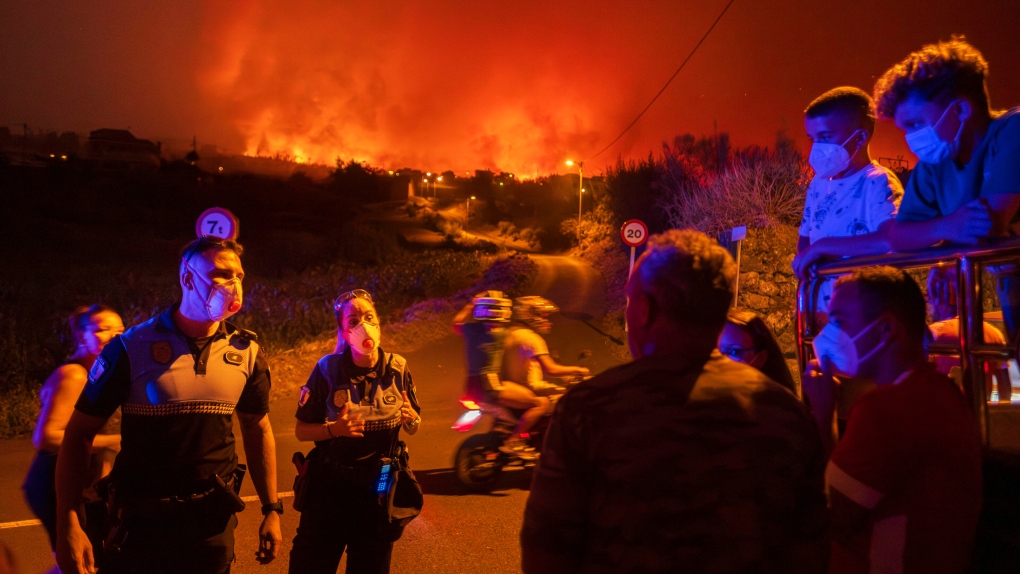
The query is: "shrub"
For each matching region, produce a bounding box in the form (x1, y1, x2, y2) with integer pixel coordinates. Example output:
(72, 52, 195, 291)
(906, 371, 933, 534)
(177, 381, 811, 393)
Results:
(659, 146, 807, 236)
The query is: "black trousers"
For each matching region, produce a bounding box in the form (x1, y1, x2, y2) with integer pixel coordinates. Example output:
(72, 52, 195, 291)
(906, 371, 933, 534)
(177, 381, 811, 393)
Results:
(289, 467, 394, 574)
(101, 503, 237, 574)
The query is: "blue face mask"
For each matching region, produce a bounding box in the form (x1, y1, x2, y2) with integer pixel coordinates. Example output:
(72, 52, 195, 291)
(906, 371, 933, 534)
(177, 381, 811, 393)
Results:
(905, 102, 965, 164)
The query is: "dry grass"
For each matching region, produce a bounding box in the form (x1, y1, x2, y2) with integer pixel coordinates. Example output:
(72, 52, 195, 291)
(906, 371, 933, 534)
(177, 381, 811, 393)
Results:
(659, 150, 807, 236)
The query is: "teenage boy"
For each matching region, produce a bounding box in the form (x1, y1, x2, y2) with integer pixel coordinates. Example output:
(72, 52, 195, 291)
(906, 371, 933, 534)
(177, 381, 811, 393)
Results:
(802, 267, 982, 574)
(874, 37, 1020, 339)
(793, 87, 904, 314)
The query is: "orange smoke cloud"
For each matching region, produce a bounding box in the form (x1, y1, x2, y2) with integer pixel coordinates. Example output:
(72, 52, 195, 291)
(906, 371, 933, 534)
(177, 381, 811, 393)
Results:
(196, 1, 720, 176)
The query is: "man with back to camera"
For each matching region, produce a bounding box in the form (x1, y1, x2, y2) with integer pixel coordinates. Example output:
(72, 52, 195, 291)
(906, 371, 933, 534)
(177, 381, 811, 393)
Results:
(802, 267, 982, 574)
(792, 86, 903, 309)
(874, 37, 1020, 340)
(56, 236, 282, 574)
(521, 229, 828, 573)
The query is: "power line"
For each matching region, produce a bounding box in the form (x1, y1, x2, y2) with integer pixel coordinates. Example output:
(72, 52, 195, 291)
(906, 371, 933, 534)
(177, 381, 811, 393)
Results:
(585, 0, 737, 163)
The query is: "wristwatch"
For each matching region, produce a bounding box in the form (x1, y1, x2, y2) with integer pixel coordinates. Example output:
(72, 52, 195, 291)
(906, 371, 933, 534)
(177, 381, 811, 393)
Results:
(261, 500, 284, 516)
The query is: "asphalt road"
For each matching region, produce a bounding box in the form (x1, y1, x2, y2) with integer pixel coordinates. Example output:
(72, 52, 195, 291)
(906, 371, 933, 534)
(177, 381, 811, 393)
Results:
(0, 254, 626, 574)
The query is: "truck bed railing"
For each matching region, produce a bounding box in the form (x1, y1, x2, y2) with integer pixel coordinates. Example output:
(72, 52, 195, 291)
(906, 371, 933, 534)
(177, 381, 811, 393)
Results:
(796, 237, 1020, 448)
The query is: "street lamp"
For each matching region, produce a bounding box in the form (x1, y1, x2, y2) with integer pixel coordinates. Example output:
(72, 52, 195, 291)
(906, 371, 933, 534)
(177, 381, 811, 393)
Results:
(422, 177, 428, 197)
(467, 195, 475, 219)
(435, 176, 443, 198)
(566, 160, 583, 243)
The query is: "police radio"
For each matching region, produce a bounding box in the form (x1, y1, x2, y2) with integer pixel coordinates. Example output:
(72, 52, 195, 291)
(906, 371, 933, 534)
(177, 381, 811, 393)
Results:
(376, 458, 393, 498)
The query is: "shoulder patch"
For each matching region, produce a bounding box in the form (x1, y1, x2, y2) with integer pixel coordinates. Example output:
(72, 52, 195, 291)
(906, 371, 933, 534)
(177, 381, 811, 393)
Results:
(88, 356, 108, 384)
(333, 390, 348, 408)
(298, 386, 310, 407)
(150, 342, 173, 365)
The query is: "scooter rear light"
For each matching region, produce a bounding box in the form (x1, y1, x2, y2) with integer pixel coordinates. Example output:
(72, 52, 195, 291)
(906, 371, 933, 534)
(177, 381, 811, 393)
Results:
(459, 399, 481, 410)
(452, 410, 482, 432)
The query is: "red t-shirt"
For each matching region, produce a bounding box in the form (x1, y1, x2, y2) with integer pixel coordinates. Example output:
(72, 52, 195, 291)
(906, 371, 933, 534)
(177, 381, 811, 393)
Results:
(828, 365, 983, 574)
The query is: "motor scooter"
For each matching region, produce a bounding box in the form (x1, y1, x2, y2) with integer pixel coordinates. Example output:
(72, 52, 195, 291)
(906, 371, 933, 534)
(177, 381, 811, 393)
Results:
(451, 377, 581, 491)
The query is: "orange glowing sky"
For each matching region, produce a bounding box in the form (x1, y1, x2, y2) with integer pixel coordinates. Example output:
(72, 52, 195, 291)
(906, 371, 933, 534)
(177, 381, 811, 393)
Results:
(2, 1, 1019, 176)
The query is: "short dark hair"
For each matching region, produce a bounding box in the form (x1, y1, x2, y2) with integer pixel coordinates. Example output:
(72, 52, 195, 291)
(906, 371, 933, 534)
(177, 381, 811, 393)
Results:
(637, 229, 736, 332)
(180, 236, 244, 268)
(835, 266, 927, 342)
(874, 36, 990, 119)
(805, 87, 876, 135)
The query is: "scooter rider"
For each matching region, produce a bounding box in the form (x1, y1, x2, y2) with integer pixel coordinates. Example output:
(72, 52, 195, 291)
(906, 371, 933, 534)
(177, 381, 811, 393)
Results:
(454, 291, 543, 460)
(503, 297, 590, 396)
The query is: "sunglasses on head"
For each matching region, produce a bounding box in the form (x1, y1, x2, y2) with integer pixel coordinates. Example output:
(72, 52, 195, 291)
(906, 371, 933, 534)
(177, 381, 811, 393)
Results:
(182, 235, 227, 263)
(333, 289, 373, 316)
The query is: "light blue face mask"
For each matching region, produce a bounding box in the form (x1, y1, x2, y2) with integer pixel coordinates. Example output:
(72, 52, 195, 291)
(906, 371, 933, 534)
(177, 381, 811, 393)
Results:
(905, 102, 965, 164)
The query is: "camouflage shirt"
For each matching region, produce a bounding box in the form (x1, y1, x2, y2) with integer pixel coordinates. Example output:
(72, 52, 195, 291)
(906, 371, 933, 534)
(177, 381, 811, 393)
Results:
(521, 351, 829, 574)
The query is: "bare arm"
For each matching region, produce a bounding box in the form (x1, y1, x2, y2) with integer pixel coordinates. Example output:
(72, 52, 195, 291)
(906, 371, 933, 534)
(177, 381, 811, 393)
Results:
(452, 302, 474, 334)
(889, 199, 994, 251)
(237, 411, 282, 564)
(55, 411, 108, 574)
(536, 355, 590, 378)
(987, 194, 1020, 236)
(792, 221, 894, 281)
(35, 365, 88, 452)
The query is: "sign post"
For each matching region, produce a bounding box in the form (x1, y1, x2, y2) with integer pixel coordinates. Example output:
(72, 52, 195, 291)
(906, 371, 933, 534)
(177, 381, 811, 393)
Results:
(620, 219, 649, 333)
(620, 219, 649, 277)
(195, 207, 240, 240)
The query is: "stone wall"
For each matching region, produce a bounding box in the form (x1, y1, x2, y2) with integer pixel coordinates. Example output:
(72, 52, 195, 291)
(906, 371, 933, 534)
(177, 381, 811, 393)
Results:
(733, 225, 801, 357)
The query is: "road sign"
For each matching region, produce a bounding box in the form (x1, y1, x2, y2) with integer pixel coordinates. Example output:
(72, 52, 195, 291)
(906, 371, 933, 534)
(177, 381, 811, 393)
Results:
(195, 207, 239, 240)
(620, 219, 648, 248)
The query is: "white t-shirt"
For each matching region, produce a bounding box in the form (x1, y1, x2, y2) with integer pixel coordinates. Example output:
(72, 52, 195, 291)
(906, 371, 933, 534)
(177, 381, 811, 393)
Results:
(502, 328, 549, 387)
(799, 161, 903, 244)
(799, 162, 903, 311)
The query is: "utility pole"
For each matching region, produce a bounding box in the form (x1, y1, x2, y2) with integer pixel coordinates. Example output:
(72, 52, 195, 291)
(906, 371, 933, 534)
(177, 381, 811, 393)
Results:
(577, 162, 584, 243)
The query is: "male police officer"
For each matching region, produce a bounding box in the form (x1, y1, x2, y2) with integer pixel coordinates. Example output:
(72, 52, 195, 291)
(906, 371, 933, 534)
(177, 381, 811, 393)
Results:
(56, 236, 282, 574)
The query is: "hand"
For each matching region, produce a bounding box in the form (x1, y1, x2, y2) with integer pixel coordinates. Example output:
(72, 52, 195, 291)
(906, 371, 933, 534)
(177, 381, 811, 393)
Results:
(575, 367, 590, 377)
(329, 403, 365, 437)
(399, 391, 418, 425)
(792, 242, 828, 282)
(255, 510, 282, 564)
(926, 266, 957, 309)
(801, 359, 839, 420)
(56, 516, 96, 574)
(944, 199, 993, 245)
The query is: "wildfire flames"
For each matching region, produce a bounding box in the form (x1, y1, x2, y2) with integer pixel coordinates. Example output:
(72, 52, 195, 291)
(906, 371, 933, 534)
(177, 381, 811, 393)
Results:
(196, 1, 721, 176)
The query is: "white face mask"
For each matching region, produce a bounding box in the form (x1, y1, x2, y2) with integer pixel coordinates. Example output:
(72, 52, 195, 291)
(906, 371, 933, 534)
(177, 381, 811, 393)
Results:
(905, 102, 965, 164)
(808, 130, 862, 179)
(811, 316, 886, 378)
(184, 260, 243, 321)
(346, 321, 381, 354)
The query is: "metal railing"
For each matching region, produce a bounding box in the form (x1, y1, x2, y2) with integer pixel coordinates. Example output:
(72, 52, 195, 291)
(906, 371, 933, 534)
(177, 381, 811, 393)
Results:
(796, 237, 1020, 448)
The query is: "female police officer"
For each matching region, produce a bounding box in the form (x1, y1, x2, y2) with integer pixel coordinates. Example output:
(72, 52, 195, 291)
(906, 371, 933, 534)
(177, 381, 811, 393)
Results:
(290, 289, 421, 574)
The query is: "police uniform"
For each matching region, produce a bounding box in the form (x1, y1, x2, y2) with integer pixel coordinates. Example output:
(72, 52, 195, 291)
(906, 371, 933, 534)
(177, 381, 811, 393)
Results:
(290, 347, 420, 574)
(76, 305, 270, 574)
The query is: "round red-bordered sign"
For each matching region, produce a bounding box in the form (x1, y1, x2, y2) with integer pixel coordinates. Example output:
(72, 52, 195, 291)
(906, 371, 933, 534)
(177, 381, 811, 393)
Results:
(195, 207, 239, 240)
(620, 219, 648, 247)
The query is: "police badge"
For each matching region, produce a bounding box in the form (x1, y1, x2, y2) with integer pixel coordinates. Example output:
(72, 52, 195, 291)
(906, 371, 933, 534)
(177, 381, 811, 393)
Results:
(298, 386, 311, 407)
(333, 390, 348, 408)
(151, 341, 173, 365)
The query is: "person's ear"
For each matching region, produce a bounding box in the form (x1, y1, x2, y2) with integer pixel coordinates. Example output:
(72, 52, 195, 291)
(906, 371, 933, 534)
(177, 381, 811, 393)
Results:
(181, 267, 195, 291)
(955, 99, 973, 123)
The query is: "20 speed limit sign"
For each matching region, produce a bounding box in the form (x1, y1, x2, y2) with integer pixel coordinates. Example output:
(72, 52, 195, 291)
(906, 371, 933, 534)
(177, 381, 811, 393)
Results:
(620, 219, 649, 247)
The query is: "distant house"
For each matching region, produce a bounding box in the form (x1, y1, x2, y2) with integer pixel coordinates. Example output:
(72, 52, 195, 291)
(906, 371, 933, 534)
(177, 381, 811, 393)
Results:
(86, 129, 161, 171)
